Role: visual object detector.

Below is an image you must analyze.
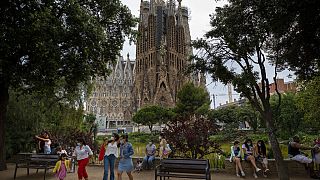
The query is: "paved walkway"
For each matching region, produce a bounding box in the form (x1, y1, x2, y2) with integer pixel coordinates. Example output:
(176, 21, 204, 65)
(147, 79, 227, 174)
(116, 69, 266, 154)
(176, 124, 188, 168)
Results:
(0, 163, 310, 180)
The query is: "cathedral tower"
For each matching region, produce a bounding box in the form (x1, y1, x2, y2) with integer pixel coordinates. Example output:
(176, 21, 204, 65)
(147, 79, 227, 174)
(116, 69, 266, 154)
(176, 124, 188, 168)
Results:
(135, 0, 202, 109)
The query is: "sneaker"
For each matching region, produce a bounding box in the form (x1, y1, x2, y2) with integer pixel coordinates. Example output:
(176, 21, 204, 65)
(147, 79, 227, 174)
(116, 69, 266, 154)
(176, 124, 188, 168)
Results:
(253, 173, 258, 178)
(256, 168, 261, 172)
(236, 174, 240, 177)
(264, 168, 270, 173)
(241, 171, 246, 176)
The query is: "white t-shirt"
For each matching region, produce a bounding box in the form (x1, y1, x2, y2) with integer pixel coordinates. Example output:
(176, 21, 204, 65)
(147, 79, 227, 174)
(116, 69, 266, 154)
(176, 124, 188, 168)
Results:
(44, 140, 51, 149)
(242, 144, 253, 155)
(73, 145, 93, 160)
(105, 142, 118, 158)
(57, 149, 67, 155)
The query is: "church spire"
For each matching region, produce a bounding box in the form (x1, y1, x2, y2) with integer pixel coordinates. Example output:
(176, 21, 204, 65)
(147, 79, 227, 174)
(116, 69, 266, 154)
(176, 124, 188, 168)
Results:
(177, 0, 183, 26)
(168, 0, 175, 16)
(150, 0, 155, 15)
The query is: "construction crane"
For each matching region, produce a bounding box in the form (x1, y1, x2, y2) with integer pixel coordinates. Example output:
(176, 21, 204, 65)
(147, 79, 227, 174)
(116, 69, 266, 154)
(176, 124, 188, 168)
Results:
(212, 93, 240, 109)
(227, 83, 232, 104)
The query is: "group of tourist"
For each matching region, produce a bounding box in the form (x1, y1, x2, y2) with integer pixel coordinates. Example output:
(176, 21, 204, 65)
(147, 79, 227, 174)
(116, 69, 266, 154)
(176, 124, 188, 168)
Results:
(288, 136, 320, 177)
(35, 129, 320, 180)
(230, 139, 268, 178)
(142, 134, 172, 170)
(98, 133, 134, 180)
(35, 131, 134, 180)
(231, 136, 320, 178)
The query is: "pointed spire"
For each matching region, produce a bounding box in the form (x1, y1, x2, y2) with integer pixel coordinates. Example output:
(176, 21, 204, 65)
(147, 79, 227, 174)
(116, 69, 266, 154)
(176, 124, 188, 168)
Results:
(168, 0, 175, 16)
(124, 53, 133, 81)
(177, 0, 183, 26)
(150, 0, 155, 15)
(114, 56, 124, 80)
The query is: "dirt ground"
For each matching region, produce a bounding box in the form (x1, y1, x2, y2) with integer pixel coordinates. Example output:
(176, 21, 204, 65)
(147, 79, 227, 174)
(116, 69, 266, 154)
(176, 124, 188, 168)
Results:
(0, 163, 311, 180)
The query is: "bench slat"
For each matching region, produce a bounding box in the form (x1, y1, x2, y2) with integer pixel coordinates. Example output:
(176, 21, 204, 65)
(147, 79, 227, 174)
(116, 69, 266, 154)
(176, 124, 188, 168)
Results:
(161, 164, 207, 170)
(156, 173, 207, 179)
(162, 159, 207, 165)
(160, 168, 206, 174)
(156, 159, 210, 180)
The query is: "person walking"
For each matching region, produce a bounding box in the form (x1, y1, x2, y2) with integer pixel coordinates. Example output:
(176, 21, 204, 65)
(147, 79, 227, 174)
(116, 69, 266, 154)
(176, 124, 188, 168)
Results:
(53, 153, 70, 180)
(99, 135, 119, 180)
(117, 134, 134, 180)
(73, 138, 93, 180)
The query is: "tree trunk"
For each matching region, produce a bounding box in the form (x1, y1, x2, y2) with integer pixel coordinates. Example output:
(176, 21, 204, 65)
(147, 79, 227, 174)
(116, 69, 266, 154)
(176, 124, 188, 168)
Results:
(0, 83, 9, 171)
(148, 125, 153, 134)
(265, 110, 289, 180)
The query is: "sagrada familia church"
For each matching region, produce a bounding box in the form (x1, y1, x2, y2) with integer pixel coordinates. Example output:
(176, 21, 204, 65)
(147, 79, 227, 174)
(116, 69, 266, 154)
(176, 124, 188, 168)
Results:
(86, 0, 205, 133)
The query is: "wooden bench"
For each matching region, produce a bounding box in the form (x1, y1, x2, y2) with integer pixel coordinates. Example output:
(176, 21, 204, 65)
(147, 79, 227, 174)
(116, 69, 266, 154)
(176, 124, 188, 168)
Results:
(155, 159, 211, 180)
(14, 154, 59, 180)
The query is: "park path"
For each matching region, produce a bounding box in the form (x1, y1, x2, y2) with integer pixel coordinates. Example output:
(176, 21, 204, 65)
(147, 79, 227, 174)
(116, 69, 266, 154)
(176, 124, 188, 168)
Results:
(0, 163, 310, 180)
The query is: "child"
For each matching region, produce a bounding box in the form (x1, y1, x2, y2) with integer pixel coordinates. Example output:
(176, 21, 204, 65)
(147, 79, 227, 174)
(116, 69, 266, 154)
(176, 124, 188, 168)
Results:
(53, 153, 70, 180)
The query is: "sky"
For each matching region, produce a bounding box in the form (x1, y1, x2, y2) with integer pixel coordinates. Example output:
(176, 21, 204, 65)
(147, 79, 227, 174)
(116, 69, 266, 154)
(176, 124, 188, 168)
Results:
(120, 0, 294, 108)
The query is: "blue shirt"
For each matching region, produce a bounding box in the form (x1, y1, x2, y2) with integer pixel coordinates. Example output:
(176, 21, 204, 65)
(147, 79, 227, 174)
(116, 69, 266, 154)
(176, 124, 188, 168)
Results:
(120, 142, 134, 159)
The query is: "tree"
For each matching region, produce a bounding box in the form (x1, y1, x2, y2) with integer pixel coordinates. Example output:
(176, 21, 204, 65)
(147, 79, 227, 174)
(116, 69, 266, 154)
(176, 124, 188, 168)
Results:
(191, 1, 290, 178)
(209, 106, 239, 130)
(267, 0, 320, 80)
(164, 83, 220, 159)
(270, 93, 304, 139)
(296, 76, 320, 131)
(0, 0, 136, 170)
(236, 104, 259, 132)
(6, 90, 86, 158)
(175, 83, 211, 117)
(209, 104, 259, 132)
(132, 105, 173, 133)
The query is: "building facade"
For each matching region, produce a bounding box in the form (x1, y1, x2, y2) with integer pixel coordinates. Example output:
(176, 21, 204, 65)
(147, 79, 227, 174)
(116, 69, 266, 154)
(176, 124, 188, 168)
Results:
(87, 0, 206, 132)
(268, 79, 297, 95)
(134, 0, 205, 109)
(86, 55, 135, 133)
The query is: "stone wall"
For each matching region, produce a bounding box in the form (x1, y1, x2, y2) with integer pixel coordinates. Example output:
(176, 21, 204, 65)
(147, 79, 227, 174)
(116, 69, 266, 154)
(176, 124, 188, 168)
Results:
(223, 159, 308, 178)
(98, 157, 309, 178)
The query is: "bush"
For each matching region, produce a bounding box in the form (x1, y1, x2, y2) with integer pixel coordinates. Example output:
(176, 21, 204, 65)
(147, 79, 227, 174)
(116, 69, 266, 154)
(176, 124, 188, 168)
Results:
(128, 132, 159, 144)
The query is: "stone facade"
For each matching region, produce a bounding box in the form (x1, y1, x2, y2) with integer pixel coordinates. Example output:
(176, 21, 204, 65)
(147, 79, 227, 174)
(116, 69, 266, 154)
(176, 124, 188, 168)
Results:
(86, 55, 135, 133)
(86, 0, 206, 132)
(134, 0, 205, 109)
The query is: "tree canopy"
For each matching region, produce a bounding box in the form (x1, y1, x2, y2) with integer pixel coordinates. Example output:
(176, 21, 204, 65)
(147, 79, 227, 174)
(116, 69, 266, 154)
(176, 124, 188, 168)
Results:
(296, 76, 320, 131)
(0, 0, 137, 170)
(191, 0, 291, 178)
(164, 83, 220, 159)
(175, 82, 210, 118)
(267, 0, 320, 80)
(132, 105, 174, 133)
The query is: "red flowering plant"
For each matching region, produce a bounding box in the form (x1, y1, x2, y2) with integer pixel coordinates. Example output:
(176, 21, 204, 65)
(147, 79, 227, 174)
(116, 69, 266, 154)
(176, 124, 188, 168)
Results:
(162, 83, 221, 159)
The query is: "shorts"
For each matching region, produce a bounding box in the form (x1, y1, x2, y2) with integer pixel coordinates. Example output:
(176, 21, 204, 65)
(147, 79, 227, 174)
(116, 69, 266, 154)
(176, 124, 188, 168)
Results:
(291, 154, 312, 164)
